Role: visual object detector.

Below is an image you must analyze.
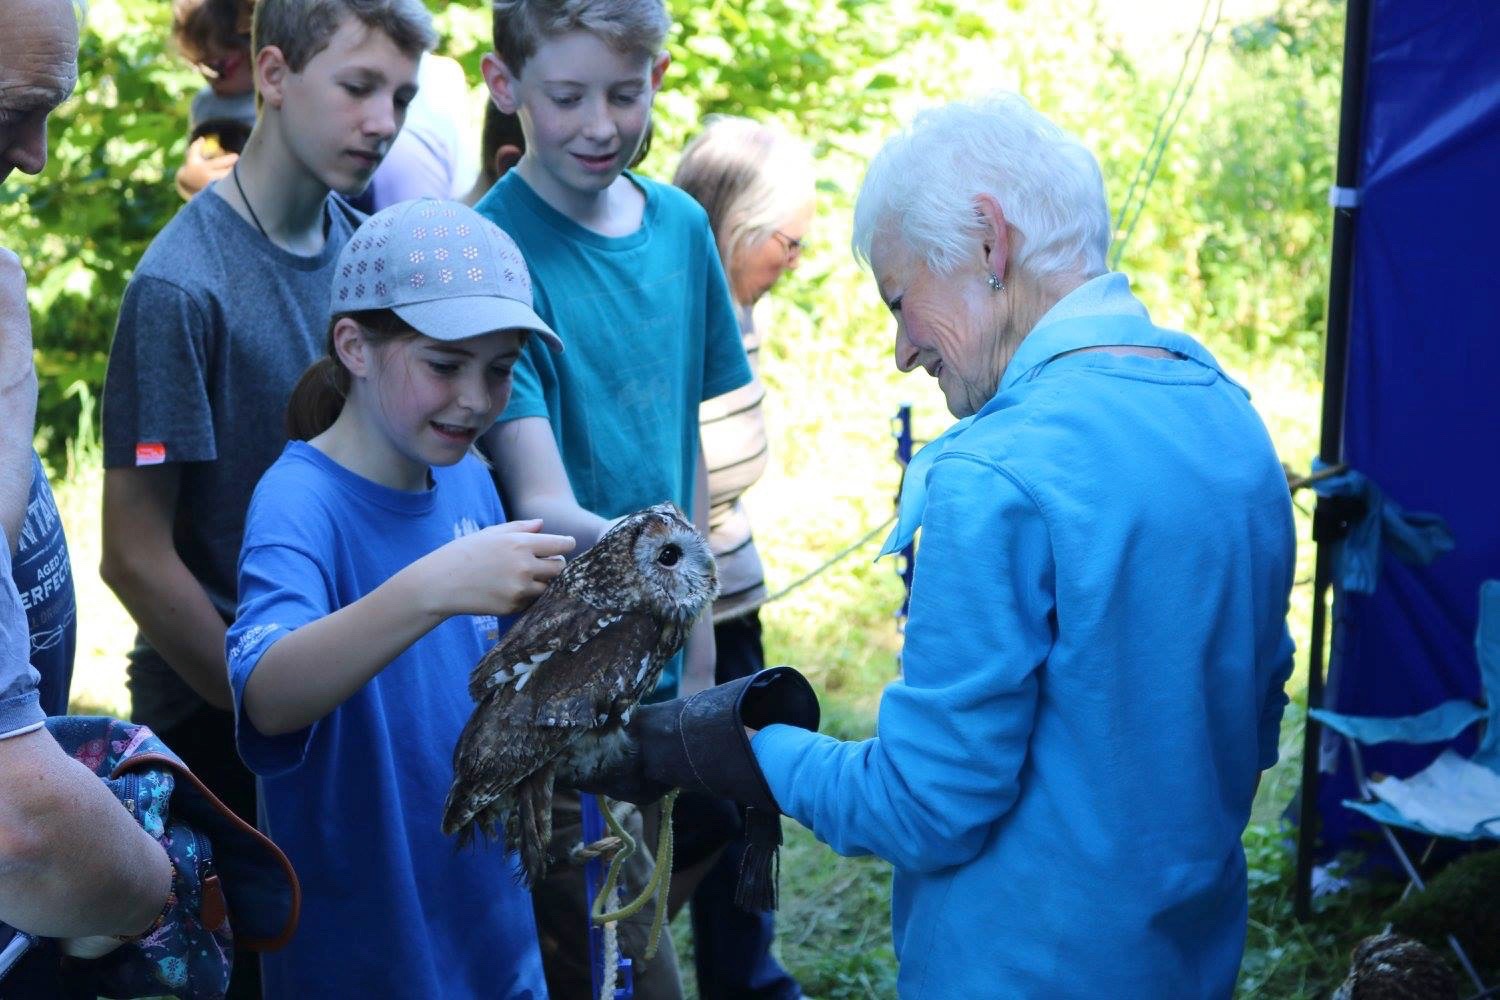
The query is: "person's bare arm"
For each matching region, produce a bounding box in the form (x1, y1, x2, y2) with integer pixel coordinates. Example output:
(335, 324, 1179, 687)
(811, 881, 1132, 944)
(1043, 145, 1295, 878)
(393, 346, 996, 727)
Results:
(0, 249, 37, 552)
(0, 727, 172, 938)
(484, 417, 610, 545)
(174, 137, 237, 201)
(243, 522, 574, 736)
(100, 465, 232, 709)
(679, 443, 717, 696)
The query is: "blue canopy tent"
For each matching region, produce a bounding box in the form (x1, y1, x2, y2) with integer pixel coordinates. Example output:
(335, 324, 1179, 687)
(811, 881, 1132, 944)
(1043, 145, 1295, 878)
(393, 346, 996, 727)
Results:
(1292, 0, 1500, 917)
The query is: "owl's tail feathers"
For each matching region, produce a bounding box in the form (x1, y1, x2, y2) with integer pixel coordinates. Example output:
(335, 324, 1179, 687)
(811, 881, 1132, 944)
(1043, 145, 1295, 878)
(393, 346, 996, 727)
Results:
(515, 767, 557, 886)
(441, 787, 508, 852)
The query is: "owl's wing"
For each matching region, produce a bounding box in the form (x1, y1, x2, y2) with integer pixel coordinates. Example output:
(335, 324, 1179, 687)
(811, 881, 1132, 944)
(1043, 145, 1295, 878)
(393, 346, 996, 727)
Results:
(443, 681, 569, 838)
(446, 603, 667, 826)
(468, 581, 626, 700)
(473, 596, 668, 729)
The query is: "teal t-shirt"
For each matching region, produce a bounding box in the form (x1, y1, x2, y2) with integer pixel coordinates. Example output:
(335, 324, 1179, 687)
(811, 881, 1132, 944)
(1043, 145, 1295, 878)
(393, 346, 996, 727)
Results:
(476, 172, 752, 695)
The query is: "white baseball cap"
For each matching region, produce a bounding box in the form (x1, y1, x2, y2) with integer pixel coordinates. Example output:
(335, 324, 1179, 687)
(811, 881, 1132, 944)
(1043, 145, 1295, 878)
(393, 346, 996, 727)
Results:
(330, 198, 562, 352)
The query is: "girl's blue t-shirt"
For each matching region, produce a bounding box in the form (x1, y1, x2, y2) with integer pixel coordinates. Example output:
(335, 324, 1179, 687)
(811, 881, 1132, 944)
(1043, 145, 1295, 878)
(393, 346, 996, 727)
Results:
(227, 442, 546, 999)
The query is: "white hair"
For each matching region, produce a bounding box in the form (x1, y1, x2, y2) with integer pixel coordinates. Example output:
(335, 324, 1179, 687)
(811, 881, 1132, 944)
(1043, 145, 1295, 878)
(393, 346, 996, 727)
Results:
(853, 93, 1111, 281)
(673, 115, 815, 278)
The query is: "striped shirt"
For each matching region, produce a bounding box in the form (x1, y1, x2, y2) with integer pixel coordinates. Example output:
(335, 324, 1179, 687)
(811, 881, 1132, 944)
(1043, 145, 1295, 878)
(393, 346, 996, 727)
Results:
(701, 303, 769, 619)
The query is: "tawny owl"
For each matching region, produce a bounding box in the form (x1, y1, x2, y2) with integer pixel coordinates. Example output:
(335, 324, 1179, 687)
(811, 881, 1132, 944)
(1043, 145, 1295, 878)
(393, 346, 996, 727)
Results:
(441, 502, 718, 882)
(1331, 932, 1458, 1000)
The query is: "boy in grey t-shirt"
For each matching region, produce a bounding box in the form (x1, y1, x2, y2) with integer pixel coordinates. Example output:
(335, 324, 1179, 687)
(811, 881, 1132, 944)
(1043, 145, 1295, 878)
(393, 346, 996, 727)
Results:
(103, 184, 361, 814)
(100, 0, 434, 855)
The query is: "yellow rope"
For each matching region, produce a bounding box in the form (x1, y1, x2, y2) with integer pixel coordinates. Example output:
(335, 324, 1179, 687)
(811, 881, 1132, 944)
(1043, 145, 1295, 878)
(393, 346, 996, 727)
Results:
(589, 795, 635, 923)
(590, 791, 678, 960)
(643, 793, 674, 958)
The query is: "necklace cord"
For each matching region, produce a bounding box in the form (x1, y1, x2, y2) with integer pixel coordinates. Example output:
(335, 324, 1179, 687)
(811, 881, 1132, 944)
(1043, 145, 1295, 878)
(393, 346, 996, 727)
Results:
(232, 163, 270, 240)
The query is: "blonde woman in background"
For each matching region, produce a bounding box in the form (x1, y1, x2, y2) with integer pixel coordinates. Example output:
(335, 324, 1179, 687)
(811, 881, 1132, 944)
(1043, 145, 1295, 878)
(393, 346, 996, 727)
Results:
(671, 116, 815, 1000)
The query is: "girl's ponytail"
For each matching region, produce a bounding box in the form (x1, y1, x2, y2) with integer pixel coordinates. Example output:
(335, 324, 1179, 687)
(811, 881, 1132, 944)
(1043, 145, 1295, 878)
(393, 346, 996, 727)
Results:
(286, 310, 413, 441)
(285, 355, 350, 441)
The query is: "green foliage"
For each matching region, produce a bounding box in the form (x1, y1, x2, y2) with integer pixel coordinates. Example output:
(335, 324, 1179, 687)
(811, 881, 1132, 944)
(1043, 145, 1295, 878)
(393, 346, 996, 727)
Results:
(1386, 848, 1500, 976)
(1237, 826, 1397, 998)
(1, 0, 199, 463)
(655, 0, 990, 158)
(1112, 0, 1342, 365)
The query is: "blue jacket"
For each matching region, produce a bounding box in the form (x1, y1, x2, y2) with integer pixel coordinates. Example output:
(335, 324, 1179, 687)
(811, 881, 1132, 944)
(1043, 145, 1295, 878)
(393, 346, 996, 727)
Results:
(753, 276, 1295, 998)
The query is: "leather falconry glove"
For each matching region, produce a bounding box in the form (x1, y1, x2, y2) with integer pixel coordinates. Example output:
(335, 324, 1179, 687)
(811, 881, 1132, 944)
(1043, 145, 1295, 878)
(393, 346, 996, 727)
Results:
(579, 666, 820, 910)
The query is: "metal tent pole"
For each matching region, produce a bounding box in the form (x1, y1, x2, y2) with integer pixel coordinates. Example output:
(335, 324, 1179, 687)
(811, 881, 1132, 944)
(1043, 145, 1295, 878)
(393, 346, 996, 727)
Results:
(1293, 0, 1375, 922)
(893, 403, 915, 626)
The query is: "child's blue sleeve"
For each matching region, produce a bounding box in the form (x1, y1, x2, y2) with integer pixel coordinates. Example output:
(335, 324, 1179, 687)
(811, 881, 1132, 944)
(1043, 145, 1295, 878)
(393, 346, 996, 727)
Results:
(698, 221, 753, 402)
(753, 454, 1053, 873)
(227, 541, 337, 777)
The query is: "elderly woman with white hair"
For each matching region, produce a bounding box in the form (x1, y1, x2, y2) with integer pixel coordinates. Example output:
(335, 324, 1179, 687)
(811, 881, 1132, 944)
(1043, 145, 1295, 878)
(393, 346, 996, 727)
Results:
(596, 93, 1296, 997)
(762, 93, 1297, 995)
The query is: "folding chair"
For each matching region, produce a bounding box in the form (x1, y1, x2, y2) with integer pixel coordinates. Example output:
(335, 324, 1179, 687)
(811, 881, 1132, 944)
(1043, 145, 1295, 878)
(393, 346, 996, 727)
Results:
(1309, 579, 1500, 996)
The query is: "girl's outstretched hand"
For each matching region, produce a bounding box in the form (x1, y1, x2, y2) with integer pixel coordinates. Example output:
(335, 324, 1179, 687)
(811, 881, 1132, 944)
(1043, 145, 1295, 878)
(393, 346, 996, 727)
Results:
(421, 520, 576, 617)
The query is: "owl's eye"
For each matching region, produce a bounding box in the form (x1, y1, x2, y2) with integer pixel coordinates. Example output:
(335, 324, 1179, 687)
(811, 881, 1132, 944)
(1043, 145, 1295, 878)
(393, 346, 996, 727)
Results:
(657, 543, 682, 567)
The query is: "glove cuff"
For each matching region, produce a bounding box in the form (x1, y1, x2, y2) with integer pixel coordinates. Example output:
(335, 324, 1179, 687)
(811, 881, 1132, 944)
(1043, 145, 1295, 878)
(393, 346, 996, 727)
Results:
(651, 666, 819, 814)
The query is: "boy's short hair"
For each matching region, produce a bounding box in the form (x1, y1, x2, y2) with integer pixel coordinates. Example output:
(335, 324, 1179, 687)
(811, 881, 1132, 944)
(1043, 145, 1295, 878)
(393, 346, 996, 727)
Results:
(491, 0, 670, 77)
(253, 0, 436, 72)
(171, 0, 247, 66)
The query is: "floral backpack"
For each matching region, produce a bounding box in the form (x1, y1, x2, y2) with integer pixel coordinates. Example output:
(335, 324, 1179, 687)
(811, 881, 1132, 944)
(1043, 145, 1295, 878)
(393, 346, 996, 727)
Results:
(34, 716, 300, 999)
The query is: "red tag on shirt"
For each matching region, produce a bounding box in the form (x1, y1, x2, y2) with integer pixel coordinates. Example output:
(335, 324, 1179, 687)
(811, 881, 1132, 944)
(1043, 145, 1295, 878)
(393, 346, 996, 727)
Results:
(135, 442, 166, 466)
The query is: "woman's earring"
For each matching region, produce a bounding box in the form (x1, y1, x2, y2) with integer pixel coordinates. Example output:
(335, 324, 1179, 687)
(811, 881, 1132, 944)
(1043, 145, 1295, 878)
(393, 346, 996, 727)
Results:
(987, 272, 1005, 292)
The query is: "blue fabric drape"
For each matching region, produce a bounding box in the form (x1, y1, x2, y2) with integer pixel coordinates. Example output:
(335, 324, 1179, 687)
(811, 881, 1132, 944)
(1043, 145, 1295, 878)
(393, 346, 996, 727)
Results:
(1310, 460, 1453, 595)
(1316, 0, 1500, 854)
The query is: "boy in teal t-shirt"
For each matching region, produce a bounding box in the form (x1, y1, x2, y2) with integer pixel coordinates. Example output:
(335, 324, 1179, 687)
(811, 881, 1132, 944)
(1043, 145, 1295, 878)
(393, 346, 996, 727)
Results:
(475, 11, 750, 704)
(475, 1, 751, 996)
(475, 171, 748, 580)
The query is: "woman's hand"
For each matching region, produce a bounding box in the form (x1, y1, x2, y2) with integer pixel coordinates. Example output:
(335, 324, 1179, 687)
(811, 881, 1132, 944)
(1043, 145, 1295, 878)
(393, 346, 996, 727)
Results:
(419, 520, 576, 618)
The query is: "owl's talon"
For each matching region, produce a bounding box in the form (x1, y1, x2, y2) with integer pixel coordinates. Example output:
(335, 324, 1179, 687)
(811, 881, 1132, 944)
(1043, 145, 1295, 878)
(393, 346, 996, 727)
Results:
(571, 835, 623, 863)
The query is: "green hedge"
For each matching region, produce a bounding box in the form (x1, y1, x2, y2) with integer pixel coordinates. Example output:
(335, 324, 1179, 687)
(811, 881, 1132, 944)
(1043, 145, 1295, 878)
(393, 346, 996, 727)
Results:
(4, 0, 1342, 468)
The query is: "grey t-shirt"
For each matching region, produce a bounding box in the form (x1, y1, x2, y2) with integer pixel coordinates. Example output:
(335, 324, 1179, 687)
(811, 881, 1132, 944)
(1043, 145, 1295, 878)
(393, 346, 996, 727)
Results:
(0, 524, 44, 740)
(188, 86, 256, 135)
(102, 187, 359, 730)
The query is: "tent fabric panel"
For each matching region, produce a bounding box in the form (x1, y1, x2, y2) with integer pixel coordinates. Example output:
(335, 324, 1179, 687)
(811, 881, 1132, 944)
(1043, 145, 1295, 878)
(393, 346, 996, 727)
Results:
(1316, 0, 1500, 853)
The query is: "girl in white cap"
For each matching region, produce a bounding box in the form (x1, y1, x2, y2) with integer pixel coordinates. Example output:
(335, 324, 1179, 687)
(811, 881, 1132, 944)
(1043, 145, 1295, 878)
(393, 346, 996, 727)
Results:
(224, 199, 573, 997)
